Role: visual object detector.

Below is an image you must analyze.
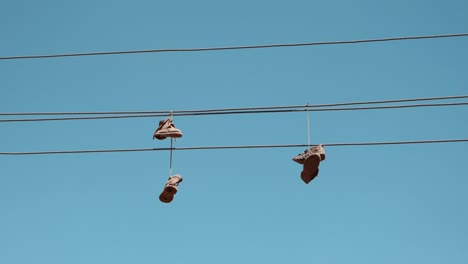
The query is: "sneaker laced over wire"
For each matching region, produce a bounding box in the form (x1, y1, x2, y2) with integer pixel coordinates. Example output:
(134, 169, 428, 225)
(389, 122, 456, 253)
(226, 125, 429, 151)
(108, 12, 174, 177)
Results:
(153, 118, 183, 140)
(292, 144, 326, 164)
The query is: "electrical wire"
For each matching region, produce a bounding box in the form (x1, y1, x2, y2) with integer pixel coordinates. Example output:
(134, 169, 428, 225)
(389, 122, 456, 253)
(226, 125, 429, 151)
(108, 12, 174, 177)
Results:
(0, 139, 466, 156)
(308, 95, 468, 108)
(1, 95, 467, 116)
(1, 33, 467, 60)
(1, 102, 467, 123)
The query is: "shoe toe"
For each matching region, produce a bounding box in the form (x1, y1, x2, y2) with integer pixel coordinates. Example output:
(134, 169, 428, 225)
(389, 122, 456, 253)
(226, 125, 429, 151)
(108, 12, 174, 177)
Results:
(301, 171, 313, 184)
(154, 135, 167, 140)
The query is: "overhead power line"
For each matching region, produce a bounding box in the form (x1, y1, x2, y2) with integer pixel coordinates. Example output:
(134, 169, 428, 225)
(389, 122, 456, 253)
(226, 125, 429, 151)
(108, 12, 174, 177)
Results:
(1, 102, 467, 123)
(1, 33, 467, 60)
(1, 95, 467, 116)
(1, 139, 466, 156)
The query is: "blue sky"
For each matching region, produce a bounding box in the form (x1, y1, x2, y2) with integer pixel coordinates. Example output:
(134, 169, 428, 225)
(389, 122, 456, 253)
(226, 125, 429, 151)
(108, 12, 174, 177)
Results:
(1, 1, 468, 263)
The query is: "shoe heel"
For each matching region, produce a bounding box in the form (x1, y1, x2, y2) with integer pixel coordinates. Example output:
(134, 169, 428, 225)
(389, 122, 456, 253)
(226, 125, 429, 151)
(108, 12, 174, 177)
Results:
(159, 192, 174, 203)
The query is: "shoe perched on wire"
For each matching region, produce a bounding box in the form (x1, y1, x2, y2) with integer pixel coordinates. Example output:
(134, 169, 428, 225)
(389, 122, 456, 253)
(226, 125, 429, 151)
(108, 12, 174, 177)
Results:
(292, 144, 326, 164)
(292, 145, 326, 184)
(153, 118, 183, 140)
(159, 175, 183, 203)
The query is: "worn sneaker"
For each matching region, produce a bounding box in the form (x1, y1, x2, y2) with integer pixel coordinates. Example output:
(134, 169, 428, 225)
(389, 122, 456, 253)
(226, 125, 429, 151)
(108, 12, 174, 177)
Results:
(292, 144, 326, 164)
(300, 153, 321, 184)
(153, 119, 183, 140)
(159, 175, 183, 203)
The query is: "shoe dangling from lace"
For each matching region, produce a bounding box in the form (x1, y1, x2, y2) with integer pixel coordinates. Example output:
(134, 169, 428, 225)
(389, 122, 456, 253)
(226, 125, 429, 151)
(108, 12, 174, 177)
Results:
(159, 175, 183, 203)
(292, 144, 326, 184)
(153, 118, 183, 140)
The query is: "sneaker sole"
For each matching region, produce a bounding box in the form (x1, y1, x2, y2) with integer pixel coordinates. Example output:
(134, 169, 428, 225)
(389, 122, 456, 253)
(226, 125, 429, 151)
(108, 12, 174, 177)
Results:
(155, 131, 183, 138)
(301, 154, 320, 184)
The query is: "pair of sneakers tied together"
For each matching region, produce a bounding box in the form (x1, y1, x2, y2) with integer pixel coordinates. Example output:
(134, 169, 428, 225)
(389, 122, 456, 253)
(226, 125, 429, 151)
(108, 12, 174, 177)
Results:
(292, 144, 326, 184)
(153, 118, 183, 140)
(159, 175, 183, 203)
(154, 117, 184, 203)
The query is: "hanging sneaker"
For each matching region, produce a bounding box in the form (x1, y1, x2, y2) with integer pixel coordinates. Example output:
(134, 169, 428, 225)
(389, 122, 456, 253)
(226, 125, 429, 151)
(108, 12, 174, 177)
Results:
(292, 144, 326, 164)
(153, 118, 183, 140)
(292, 145, 326, 184)
(159, 175, 183, 203)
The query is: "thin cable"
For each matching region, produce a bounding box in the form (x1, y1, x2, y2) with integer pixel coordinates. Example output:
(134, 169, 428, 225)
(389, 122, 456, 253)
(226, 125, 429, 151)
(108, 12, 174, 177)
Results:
(1, 102, 467, 123)
(1, 95, 467, 116)
(1, 33, 467, 60)
(0, 139, 466, 155)
(309, 95, 468, 108)
(306, 103, 311, 147)
(169, 138, 173, 177)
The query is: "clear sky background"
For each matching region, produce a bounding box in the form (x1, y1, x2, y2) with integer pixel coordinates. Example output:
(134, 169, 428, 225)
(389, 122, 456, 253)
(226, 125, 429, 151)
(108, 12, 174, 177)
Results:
(1, 1, 468, 263)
